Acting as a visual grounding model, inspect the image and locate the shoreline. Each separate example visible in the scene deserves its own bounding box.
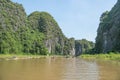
[0,54,64,61]
[80,53,120,61]
[80,53,120,65]
[1,53,120,62]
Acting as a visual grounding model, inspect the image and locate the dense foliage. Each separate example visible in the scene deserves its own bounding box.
[28,11,66,55]
[0,1,48,55]
[75,39,95,54]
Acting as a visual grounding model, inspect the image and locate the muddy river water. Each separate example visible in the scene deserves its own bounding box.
[0,57,119,80]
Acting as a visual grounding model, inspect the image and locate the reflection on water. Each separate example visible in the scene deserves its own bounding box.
[98,61,120,80]
[62,58,99,80]
[0,57,119,80]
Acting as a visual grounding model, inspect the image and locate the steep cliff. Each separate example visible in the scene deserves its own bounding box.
[75,39,95,55]
[95,0,120,53]
[28,11,65,55]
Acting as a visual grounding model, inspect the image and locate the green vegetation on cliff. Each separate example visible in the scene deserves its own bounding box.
[0,1,48,55]
[28,11,65,55]
[95,0,120,53]
[0,0,27,54]
[75,39,95,54]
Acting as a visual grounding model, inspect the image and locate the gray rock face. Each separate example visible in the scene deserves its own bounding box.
[45,39,52,53]
[75,39,94,55]
[45,37,65,55]
[68,38,76,56]
[95,0,120,53]
[75,41,82,56]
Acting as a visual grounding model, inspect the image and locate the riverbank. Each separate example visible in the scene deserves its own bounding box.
[0,54,63,61]
[80,53,120,61]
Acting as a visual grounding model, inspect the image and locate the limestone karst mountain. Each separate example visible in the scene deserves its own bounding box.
[0,0,94,55]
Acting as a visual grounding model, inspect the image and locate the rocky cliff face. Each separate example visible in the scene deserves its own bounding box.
[75,39,95,55]
[95,0,120,53]
[0,0,94,56]
[28,11,65,55]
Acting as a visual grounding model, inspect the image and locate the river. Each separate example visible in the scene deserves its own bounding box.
[0,57,119,80]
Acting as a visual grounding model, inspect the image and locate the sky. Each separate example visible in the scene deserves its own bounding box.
[12,0,117,42]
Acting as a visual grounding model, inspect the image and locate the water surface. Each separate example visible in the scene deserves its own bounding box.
[0,57,119,80]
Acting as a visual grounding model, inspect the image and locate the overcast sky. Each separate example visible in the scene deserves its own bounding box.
[12,0,117,42]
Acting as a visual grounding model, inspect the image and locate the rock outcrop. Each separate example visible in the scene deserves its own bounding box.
[95,0,120,53]
[28,11,65,55]
[75,39,95,55]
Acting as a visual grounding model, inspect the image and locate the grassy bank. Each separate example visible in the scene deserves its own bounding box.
[0,54,63,60]
[80,52,120,61]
